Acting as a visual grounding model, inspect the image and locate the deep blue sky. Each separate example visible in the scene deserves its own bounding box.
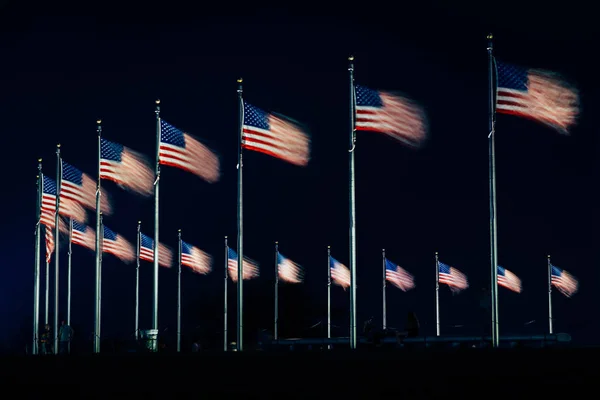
[1,1,598,351]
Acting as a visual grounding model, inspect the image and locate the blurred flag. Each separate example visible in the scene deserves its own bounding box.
[159,120,220,183]
[551,264,578,298]
[330,257,350,290]
[102,226,135,263]
[181,241,212,274]
[355,85,427,148]
[497,266,522,293]
[41,176,87,225]
[100,138,154,196]
[242,102,310,166]
[495,60,579,133]
[45,226,54,264]
[61,161,112,214]
[438,261,468,293]
[140,232,173,268]
[227,248,259,282]
[71,220,96,251]
[277,253,303,284]
[385,259,415,292]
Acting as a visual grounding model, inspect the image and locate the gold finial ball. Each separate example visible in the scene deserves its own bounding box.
[435,251,438,255]
[237,78,243,83]
[96,119,102,124]
[36,175,39,178]
[548,254,551,258]
[138,221,141,224]
[225,235,228,239]
[38,158,42,162]
[348,55,354,61]
[487,34,493,40]
[155,99,160,105]
[327,245,331,249]
[178,229,181,232]
[57,143,61,148]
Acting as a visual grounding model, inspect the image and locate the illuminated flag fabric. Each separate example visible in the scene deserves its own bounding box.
[385,259,415,292]
[100,138,154,196]
[140,232,173,268]
[277,253,303,284]
[242,102,310,167]
[330,257,350,290]
[41,176,87,225]
[71,220,96,250]
[159,120,220,183]
[497,266,522,293]
[438,261,468,293]
[45,226,54,264]
[61,161,111,214]
[227,248,259,282]
[354,85,427,148]
[495,60,579,133]
[551,265,579,298]
[102,226,135,263]
[181,241,212,274]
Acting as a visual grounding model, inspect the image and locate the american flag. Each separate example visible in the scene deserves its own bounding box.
[277,253,303,284]
[102,225,135,263]
[354,85,427,148]
[140,232,173,268]
[100,138,154,196]
[61,161,111,214]
[159,120,220,183]
[330,257,350,290]
[495,60,579,133]
[242,102,310,166]
[497,266,522,293]
[551,265,579,298]
[71,220,96,251]
[45,226,54,264]
[41,175,87,225]
[181,241,212,274]
[227,248,259,282]
[438,261,468,293]
[385,259,415,292]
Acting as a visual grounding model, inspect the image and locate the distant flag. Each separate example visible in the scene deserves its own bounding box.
[159,120,220,183]
[100,138,154,196]
[71,220,96,251]
[551,265,579,298]
[140,233,173,268]
[330,257,351,290]
[497,266,522,293]
[61,161,111,214]
[181,241,212,275]
[385,259,415,292]
[277,253,303,284]
[354,85,428,148]
[495,60,579,133]
[41,176,87,224]
[438,261,468,293]
[242,102,310,166]
[227,248,259,282]
[102,226,135,263]
[45,226,54,264]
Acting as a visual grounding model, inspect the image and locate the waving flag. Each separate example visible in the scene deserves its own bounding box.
[181,241,212,274]
[242,102,310,166]
[227,248,259,282]
[41,176,87,225]
[438,261,468,293]
[71,220,96,250]
[102,226,135,263]
[140,233,173,268]
[385,259,415,292]
[496,60,579,133]
[330,257,350,290]
[159,120,220,183]
[277,253,303,284]
[355,85,427,148]
[45,226,54,264]
[551,265,579,298]
[497,266,522,293]
[100,138,154,196]
[61,161,111,214]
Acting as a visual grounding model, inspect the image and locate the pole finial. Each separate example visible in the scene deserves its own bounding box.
[138,221,141,224]
[225,235,228,239]
[487,33,493,40]
[38,158,42,162]
[348,55,354,61]
[96,119,102,125]
[237,78,243,83]
[56,143,61,148]
[327,245,330,249]
[275,241,278,245]
[36,175,39,178]
[178,229,181,232]
[548,254,551,258]
[155,99,160,105]
[435,251,438,255]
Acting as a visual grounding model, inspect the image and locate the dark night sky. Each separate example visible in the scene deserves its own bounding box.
[1,1,598,351]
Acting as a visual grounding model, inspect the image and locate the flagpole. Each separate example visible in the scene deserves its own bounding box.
[153,100,161,347]
[45,257,49,326]
[327,245,331,348]
[54,144,61,354]
[67,217,72,354]
[487,33,500,348]
[348,55,357,350]
[94,119,102,354]
[177,229,182,352]
[382,249,386,331]
[548,254,553,334]
[236,78,244,352]
[274,241,279,341]
[435,252,440,336]
[33,160,42,354]
[135,221,141,342]
[224,236,228,352]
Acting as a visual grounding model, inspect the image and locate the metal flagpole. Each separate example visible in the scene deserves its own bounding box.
[177,229,182,352]
[236,78,244,352]
[54,144,61,354]
[224,236,228,351]
[33,160,42,354]
[153,100,161,346]
[135,221,141,342]
[548,255,553,334]
[487,34,500,348]
[45,257,49,325]
[382,249,386,331]
[67,217,72,354]
[94,119,102,354]
[274,241,279,341]
[348,56,357,350]
[327,245,331,348]
[435,252,440,336]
